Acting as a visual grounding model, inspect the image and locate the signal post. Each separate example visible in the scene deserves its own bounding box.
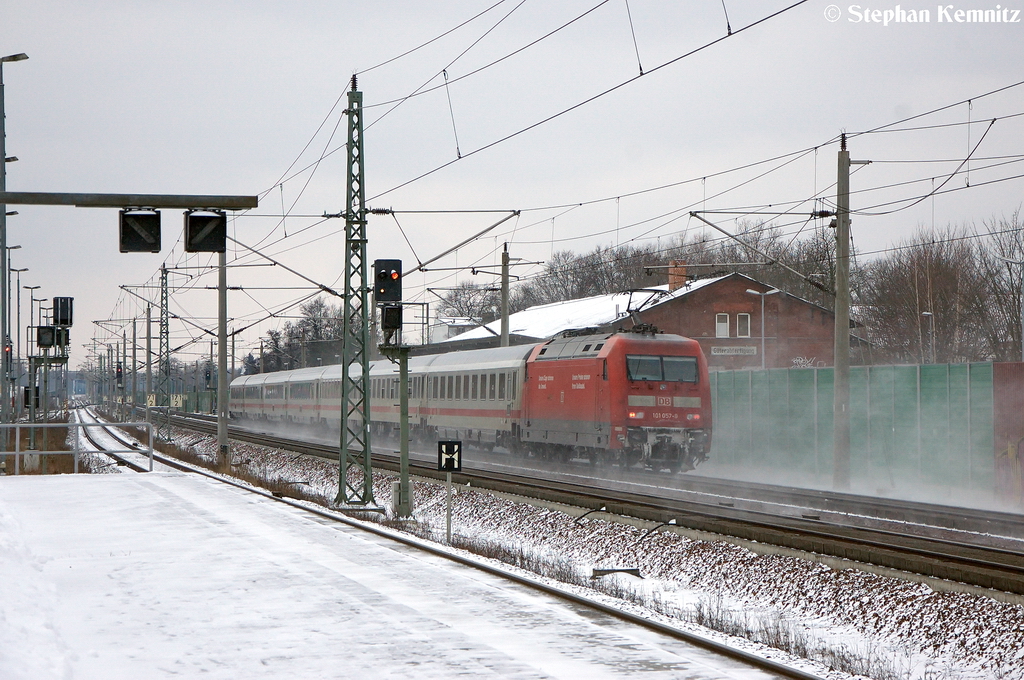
[375,259,412,517]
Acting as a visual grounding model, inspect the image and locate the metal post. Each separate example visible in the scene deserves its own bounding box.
[398,345,410,516]
[760,293,766,370]
[336,76,375,507]
[41,348,48,457]
[501,244,510,347]
[159,264,170,438]
[446,471,453,543]
[217,250,229,469]
[145,305,152,424]
[121,334,127,421]
[0,55,27,433]
[73,421,79,473]
[14,268,21,416]
[833,135,852,490]
[131,319,137,419]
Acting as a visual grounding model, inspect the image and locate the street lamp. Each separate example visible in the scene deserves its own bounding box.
[24,286,40,356]
[11,267,26,405]
[1,52,29,426]
[921,311,935,364]
[746,288,781,370]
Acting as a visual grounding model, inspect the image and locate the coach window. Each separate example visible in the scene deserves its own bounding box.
[511,371,517,400]
[489,373,497,400]
[441,376,447,399]
[447,375,454,400]
[455,375,462,400]
[431,376,437,399]
[498,373,506,400]
[737,313,751,338]
[463,375,470,401]
[715,313,730,338]
[472,374,479,400]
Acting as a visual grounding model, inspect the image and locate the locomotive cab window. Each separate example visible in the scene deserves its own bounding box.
[626,355,699,383]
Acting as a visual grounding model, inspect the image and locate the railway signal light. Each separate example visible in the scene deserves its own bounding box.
[56,328,70,347]
[184,210,227,253]
[36,326,56,349]
[53,297,74,326]
[116,362,123,387]
[381,304,402,332]
[374,259,402,302]
[119,210,162,253]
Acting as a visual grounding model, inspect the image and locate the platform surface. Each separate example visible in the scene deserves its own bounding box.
[0,472,783,679]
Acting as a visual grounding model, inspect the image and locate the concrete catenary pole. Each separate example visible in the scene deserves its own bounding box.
[500,243,510,347]
[833,133,853,491]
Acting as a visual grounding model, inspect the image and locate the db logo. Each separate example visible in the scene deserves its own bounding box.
[657,396,671,406]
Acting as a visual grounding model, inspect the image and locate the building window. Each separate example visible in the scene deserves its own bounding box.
[716,313,729,338]
[737,313,751,338]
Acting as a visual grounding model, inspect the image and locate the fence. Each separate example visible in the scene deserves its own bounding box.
[0,421,154,475]
[707,363,1016,501]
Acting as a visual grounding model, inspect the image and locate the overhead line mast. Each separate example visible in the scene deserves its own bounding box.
[336,76,376,507]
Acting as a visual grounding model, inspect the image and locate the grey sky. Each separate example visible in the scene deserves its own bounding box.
[3,1,1022,367]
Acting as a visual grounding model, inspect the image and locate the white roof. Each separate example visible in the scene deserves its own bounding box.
[448,276,727,342]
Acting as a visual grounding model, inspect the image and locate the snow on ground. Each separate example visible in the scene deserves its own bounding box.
[105,427,1024,678]
[1,471,805,680]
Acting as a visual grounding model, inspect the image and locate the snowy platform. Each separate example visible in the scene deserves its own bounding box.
[0,472,784,679]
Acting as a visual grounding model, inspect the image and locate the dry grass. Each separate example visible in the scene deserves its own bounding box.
[1,416,80,475]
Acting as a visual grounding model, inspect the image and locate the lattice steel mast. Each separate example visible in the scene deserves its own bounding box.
[336,76,375,506]
[158,263,171,439]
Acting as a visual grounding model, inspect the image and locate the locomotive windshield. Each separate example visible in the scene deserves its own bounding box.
[626,355,698,383]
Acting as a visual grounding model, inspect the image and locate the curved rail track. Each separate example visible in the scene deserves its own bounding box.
[86,406,828,680]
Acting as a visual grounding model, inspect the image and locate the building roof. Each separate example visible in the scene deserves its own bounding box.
[447,275,728,342]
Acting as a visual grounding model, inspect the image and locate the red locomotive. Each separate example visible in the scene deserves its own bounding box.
[231,326,713,472]
[518,326,712,471]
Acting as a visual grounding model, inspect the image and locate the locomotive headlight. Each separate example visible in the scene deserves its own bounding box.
[687,413,701,421]
[628,411,644,419]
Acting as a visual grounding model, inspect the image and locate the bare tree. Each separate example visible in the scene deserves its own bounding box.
[438,281,500,322]
[857,226,993,363]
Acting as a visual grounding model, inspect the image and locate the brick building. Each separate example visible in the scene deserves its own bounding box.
[632,272,844,370]
[437,272,862,370]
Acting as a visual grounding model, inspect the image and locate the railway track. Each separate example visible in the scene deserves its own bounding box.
[73,408,160,473]
[147,409,1024,598]
[86,406,828,680]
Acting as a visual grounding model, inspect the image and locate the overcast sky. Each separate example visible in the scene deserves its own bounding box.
[3,1,1022,368]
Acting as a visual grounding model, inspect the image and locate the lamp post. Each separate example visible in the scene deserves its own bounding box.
[1,52,29,428]
[6,245,20,353]
[11,267,26,413]
[746,288,780,370]
[921,311,935,364]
